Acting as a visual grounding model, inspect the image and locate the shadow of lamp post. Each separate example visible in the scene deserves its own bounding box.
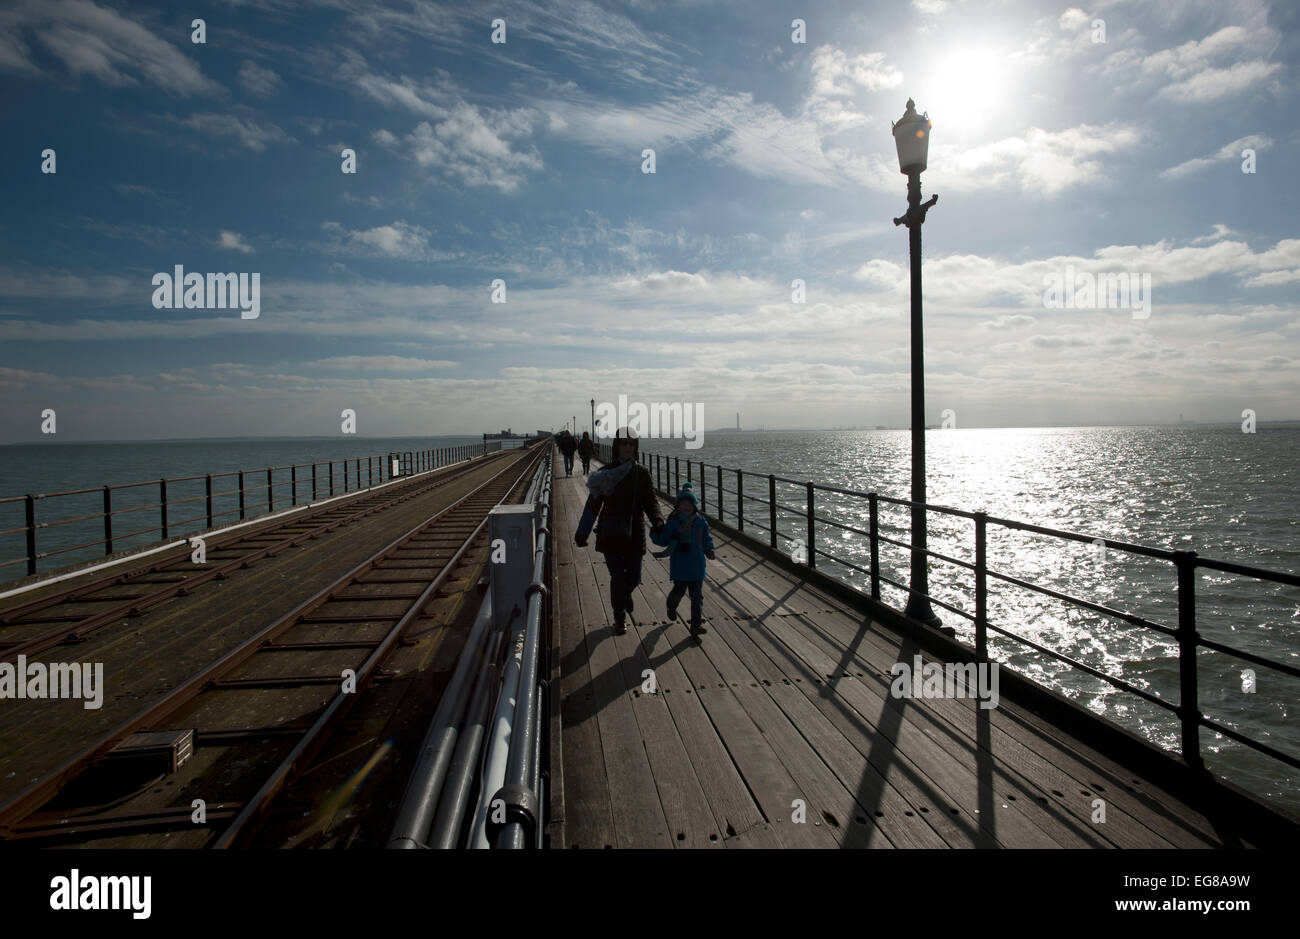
[892,98,943,630]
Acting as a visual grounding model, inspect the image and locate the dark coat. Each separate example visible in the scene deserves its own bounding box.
[557,432,577,456]
[584,463,663,555]
[577,436,595,458]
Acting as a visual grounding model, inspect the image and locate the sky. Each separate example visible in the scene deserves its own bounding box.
[0,0,1297,442]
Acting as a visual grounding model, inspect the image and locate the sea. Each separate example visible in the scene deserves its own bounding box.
[637,425,1298,815]
[1,425,1296,814]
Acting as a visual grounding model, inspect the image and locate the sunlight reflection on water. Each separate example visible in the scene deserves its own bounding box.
[642,425,1299,812]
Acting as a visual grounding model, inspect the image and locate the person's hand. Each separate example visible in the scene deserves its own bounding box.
[706,550,717,560]
[575,534,588,547]
[651,521,665,536]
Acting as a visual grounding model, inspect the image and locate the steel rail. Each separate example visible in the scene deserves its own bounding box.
[0,446,542,841]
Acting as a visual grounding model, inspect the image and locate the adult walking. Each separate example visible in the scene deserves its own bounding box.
[574,428,663,634]
[557,428,578,476]
[577,430,594,475]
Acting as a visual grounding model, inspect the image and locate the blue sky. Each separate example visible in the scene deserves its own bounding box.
[0,0,1297,441]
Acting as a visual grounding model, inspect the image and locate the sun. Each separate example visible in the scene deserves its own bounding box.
[918,47,1012,140]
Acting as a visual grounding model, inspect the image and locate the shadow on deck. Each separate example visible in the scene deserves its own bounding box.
[548,462,1264,849]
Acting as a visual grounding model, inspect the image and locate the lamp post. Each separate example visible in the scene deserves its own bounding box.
[590,398,596,437]
[892,98,942,629]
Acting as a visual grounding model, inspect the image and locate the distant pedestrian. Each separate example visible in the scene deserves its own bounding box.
[574,428,663,634]
[651,482,716,638]
[577,431,594,474]
[557,429,578,476]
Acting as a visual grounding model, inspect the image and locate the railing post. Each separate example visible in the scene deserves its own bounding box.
[701,462,707,513]
[736,469,744,532]
[239,471,246,520]
[1175,551,1202,769]
[974,512,987,659]
[717,464,723,522]
[267,468,274,511]
[25,494,36,576]
[329,461,335,497]
[312,463,318,502]
[103,486,113,556]
[291,465,297,506]
[674,456,680,494]
[160,478,169,538]
[769,475,777,548]
[868,493,880,600]
[805,482,815,568]
[206,475,213,527]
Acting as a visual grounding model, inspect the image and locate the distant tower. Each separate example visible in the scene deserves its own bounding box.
[736,412,740,431]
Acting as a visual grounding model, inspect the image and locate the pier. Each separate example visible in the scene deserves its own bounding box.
[0,438,1294,849]
[549,451,1295,848]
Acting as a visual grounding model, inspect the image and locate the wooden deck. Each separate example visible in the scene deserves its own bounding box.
[549,461,1257,849]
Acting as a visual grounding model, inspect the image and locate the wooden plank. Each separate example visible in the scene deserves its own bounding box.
[625,558,767,840]
[747,609,1083,847]
[553,480,617,849]
[737,554,1231,843]
[723,821,784,849]
[573,521,730,847]
[709,612,985,848]
[780,609,1194,848]
[569,539,673,848]
[611,635,723,848]
[734,549,1227,847]
[667,602,891,848]
[633,528,845,847]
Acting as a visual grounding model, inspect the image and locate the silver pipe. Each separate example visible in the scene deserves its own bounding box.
[494,472,551,848]
[428,629,504,848]
[385,590,493,848]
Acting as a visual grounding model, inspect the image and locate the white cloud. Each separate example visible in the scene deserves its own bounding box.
[307,356,459,371]
[1,0,221,95]
[1158,59,1282,102]
[1161,134,1271,179]
[840,123,1141,196]
[217,231,254,254]
[237,60,279,97]
[320,220,461,262]
[171,112,295,152]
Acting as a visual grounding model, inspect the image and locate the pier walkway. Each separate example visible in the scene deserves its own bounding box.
[549,460,1261,849]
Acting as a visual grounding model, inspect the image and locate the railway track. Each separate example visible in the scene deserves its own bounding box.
[0,443,545,846]
[0,448,518,664]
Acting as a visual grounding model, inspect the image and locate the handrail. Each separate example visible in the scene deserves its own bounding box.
[1,444,491,579]
[604,445,1300,778]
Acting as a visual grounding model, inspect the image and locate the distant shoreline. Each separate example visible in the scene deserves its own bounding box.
[2,421,1296,446]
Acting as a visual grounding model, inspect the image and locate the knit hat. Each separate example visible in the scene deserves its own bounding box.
[675,481,698,509]
[614,426,639,459]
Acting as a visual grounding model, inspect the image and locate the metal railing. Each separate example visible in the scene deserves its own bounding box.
[387,446,551,849]
[590,442,1299,777]
[1,442,500,578]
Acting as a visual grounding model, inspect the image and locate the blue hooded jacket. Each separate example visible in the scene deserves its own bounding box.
[651,488,715,582]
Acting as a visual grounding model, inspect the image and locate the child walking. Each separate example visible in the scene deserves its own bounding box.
[651,482,716,638]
